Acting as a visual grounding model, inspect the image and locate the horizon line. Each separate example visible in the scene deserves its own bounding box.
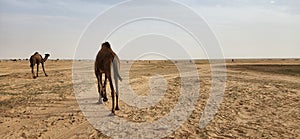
[1,57,300,61]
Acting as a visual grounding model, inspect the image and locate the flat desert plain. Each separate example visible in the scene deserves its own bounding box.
[0,59,299,138]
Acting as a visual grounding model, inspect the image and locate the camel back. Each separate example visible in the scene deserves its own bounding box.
[95,44,122,81]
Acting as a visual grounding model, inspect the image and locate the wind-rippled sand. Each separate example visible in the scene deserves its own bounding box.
[0,59,299,138]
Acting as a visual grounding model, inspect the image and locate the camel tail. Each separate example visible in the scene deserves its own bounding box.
[117,71,122,81]
[113,56,122,81]
[113,63,122,81]
[29,57,34,68]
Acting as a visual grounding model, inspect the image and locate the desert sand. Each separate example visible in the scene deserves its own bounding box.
[0,59,299,138]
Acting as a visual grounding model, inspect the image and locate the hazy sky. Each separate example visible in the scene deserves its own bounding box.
[0,0,299,59]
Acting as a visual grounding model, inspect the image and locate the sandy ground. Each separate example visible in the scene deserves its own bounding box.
[0,59,299,138]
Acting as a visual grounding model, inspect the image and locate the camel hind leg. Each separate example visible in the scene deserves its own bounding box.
[36,63,39,77]
[114,75,120,110]
[108,75,115,114]
[31,65,36,79]
[113,57,121,110]
[96,73,103,103]
[41,63,48,77]
[102,74,108,102]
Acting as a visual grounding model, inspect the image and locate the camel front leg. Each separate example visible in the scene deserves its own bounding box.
[41,63,48,76]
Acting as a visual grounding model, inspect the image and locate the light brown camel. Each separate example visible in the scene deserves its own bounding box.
[30,52,50,79]
[95,42,122,114]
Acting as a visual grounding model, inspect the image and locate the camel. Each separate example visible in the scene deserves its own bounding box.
[95,42,122,114]
[30,52,50,79]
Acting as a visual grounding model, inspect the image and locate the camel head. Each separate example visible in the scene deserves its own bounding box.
[43,54,50,62]
[102,42,111,49]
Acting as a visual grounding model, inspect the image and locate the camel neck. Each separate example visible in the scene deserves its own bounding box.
[43,56,49,62]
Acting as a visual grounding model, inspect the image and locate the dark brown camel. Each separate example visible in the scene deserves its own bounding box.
[30,52,50,79]
[95,42,122,114]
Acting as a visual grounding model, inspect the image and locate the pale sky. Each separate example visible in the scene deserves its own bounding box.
[0,0,299,59]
